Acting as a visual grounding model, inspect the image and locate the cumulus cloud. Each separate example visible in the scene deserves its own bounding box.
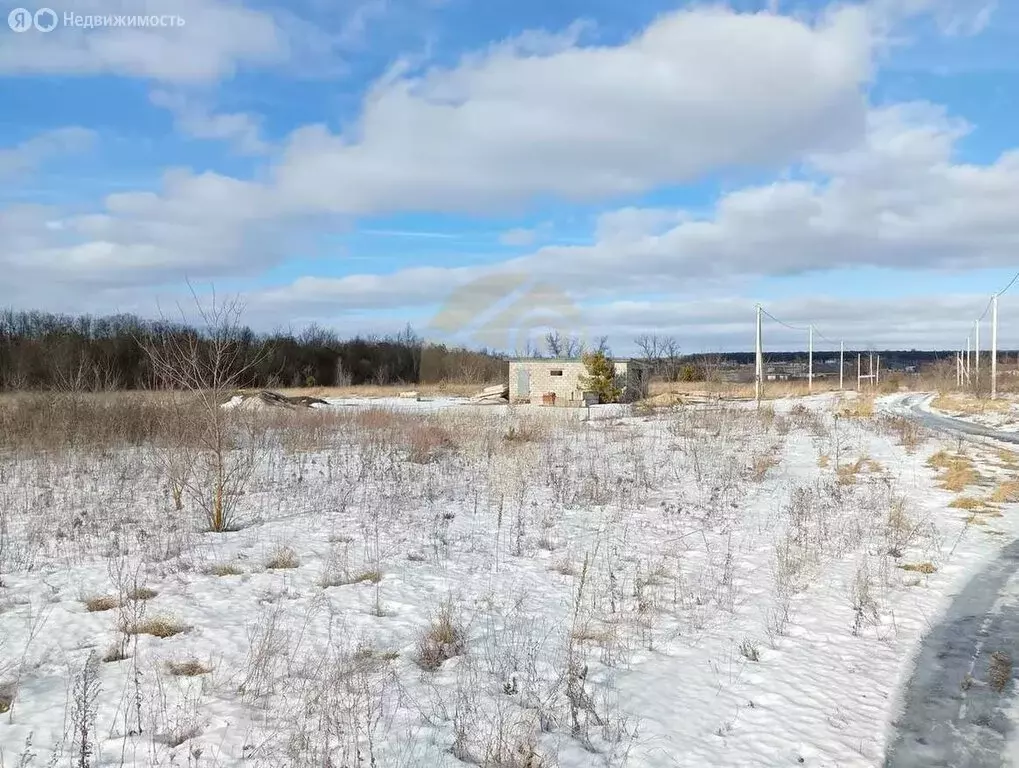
[0,2,1015,351]
[0,128,96,179]
[150,90,268,154]
[273,5,874,214]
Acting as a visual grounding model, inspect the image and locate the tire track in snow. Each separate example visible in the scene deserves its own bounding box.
[883,394,1019,768]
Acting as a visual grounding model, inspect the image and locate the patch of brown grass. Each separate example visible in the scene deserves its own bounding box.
[818,454,831,468]
[928,451,981,491]
[127,586,158,601]
[123,616,189,638]
[932,394,1011,416]
[417,602,467,671]
[838,396,875,419]
[83,595,119,612]
[991,481,1019,503]
[204,563,244,577]
[990,651,1013,693]
[899,561,937,575]
[949,496,994,511]
[406,422,456,463]
[167,659,212,677]
[751,452,780,481]
[265,545,300,570]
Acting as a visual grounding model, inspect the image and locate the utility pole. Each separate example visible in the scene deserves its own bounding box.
[975,319,980,387]
[808,325,813,393]
[876,355,881,386]
[956,350,962,388]
[869,351,874,391]
[966,336,971,386]
[839,340,844,391]
[755,304,763,405]
[857,353,862,391]
[992,293,999,400]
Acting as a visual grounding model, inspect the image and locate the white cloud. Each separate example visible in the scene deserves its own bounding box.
[0,128,95,179]
[0,0,288,83]
[212,102,1019,321]
[1,2,1016,351]
[150,90,268,154]
[272,4,875,214]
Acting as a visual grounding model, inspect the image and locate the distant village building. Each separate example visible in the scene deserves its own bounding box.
[507,358,650,406]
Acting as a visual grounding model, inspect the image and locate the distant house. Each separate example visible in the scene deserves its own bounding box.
[507,358,650,406]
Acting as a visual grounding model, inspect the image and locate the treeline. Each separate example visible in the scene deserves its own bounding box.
[0,310,506,391]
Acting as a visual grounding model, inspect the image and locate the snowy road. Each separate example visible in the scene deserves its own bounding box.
[886,393,1019,446]
[883,393,1019,768]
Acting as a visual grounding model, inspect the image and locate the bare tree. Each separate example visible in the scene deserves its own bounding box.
[634,334,681,380]
[544,331,565,358]
[144,285,266,531]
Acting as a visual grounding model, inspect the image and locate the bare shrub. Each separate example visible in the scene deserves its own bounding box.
[738,638,760,662]
[418,602,467,670]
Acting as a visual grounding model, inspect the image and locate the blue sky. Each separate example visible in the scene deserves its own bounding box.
[0,0,1017,354]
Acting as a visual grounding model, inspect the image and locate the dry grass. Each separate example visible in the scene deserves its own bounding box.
[83,594,120,612]
[837,396,875,419]
[991,481,1019,503]
[203,563,244,577]
[0,685,13,714]
[322,569,383,588]
[837,457,876,485]
[990,651,1013,692]
[751,452,780,481]
[927,451,981,492]
[899,562,937,575]
[127,586,158,601]
[167,659,212,677]
[880,415,924,453]
[406,423,456,464]
[123,616,189,638]
[417,602,467,671]
[0,391,200,453]
[266,545,300,570]
[818,454,830,468]
[932,393,1012,416]
[948,496,993,510]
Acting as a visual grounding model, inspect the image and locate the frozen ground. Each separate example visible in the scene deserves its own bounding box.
[1,393,1017,766]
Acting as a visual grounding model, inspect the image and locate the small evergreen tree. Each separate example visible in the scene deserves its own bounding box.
[580,350,621,403]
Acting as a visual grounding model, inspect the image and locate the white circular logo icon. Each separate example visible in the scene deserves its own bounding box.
[8,7,33,32]
[34,7,57,31]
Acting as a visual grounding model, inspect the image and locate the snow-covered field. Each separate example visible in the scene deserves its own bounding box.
[0,393,1016,766]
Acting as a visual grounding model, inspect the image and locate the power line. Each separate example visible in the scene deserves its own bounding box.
[998,269,1019,298]
[759,308,809,332]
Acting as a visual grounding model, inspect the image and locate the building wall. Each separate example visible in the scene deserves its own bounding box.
[508,360,650,405]
[508,361,587,404]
